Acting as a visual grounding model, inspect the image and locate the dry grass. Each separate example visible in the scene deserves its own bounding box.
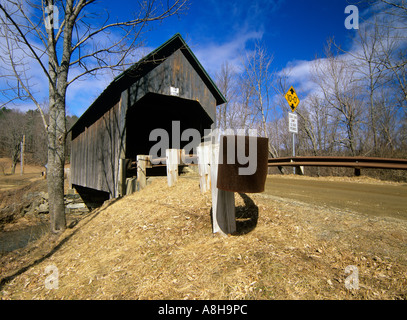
[1,176,406,300]
[0,158,44,192]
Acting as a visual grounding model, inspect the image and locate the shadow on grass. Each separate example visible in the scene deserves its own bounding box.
[210,192,259,236]
[234,193,259,235]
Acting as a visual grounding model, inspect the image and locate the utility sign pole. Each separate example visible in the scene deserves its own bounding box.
[288,112,298,134]
[285,86,300,174]
[288,113,298,174]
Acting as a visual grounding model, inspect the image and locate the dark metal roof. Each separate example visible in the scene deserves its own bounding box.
[70,33,226,133]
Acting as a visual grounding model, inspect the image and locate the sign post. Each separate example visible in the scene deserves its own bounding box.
[285,86,300,174]
[288,112,298,135]
[288,112,298,174]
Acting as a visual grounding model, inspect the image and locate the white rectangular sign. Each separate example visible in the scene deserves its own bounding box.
[170,86,179,96]
[289,112,298,134]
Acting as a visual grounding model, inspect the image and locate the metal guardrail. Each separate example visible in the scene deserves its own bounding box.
[142,154,407,172]
[267,156,407,171]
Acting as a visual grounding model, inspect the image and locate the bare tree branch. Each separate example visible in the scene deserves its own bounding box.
[0,2,54,88]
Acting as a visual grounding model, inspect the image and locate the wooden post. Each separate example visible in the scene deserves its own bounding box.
[197,143,211,193]
[66,168,72,189]
[118,158,128,196]
[179,149,186,165]
[137,155,148,190]
[210,142,236,235]
[166,149,179,187]
[126,177,138,195]
[20,134,25,175]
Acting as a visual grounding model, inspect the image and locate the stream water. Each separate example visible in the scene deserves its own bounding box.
[0,223,49,253]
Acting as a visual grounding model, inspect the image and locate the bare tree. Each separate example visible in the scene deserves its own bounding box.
[376,28,407,109]
[295,94,326,156]
[312,40,363,156]
[241,42,281,156]
[336,11,405,154]
[353,21,384,154]
[0,0,187,233]
[0,109,25,173]
[378,0,407,18]
[233,73,256,130]
[215,61,237,130]
[367,0,407,107]
[243,42,272,136]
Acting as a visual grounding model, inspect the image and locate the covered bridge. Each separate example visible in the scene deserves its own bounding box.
[69,33,226,206]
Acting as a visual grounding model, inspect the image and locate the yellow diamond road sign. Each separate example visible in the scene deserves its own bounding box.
[285,86,300,112]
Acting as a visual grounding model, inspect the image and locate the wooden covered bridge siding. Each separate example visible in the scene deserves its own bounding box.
[70,34,225,201]
[128,48,217,121]
[70,97,126,198]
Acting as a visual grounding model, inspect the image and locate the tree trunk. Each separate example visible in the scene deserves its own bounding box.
[47,94,67,234]
[10,143,20,174]
[45,0,72,234]
[10,162,16,175]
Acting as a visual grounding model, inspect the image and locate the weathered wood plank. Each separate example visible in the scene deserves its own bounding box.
[129,49,217,123]
[71,99,127,198]
[137,155,148,190]
[126,177,138,195]
[118,158,128,196]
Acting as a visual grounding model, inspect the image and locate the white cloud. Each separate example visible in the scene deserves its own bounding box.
[276,59,325,108]
[193,29,264,76]
[276,1,407,108]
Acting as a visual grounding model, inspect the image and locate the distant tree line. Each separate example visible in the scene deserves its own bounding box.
[0,107,77,174]
[215,0,407,168]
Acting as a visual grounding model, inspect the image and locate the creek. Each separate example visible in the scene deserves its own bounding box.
[0,223,49,253]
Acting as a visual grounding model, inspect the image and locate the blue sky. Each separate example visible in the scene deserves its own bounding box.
[65,0,371,117]
[105,0,363,71]
[1,0,372,117]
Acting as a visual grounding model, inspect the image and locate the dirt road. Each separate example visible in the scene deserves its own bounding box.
[264,175,407,221]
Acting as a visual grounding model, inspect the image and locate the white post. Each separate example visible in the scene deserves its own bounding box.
[197,143,211,193]
[210,141,236,235]
[166,149,179,187]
